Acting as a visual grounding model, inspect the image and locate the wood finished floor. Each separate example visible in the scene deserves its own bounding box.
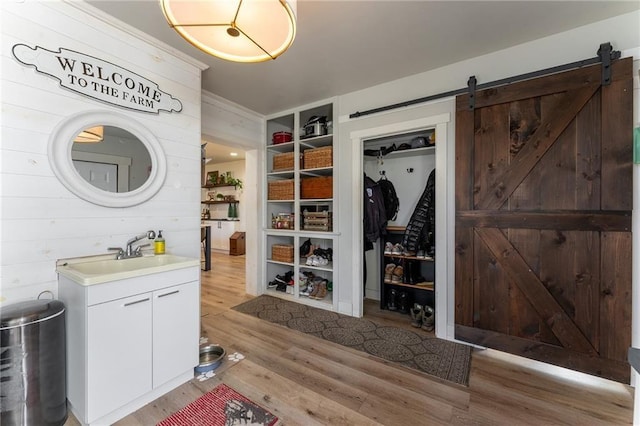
[69,252,634,425]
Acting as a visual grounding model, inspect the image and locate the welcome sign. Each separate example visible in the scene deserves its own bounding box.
[12,44,183,114]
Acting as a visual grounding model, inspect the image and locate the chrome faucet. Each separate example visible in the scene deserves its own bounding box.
[109,230,156,259]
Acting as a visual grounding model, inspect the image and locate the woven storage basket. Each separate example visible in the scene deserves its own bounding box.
[273,152,295,171]
[301,176,333,199]
[272,244,294,263]
[268,179,294,200]
[303,146,333,169]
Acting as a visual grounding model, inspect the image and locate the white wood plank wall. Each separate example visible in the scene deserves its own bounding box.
[0,1,205,303]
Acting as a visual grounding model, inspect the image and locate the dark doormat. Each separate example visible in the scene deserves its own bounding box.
[232,295,472,386]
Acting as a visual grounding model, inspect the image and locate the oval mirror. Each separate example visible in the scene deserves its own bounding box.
[49,111,167,207]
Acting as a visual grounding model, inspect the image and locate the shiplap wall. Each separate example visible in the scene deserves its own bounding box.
[0,1,205,304]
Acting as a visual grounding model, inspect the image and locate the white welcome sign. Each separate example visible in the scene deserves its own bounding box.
[12,44,183,114]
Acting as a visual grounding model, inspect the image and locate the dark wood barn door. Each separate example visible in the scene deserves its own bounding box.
[454,58,633,383]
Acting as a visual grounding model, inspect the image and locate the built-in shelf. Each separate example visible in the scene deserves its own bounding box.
[264,100,336,313]
[202,200,239,205]
[386,281,434,291]
[202,184,238,189]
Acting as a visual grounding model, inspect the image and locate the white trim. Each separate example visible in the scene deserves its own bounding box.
[202,90,264,121]
[350,114,450,323]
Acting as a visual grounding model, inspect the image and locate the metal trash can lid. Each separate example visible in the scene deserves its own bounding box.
[1,299,65,330]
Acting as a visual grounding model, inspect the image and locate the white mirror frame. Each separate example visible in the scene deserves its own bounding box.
[48,110,167,208]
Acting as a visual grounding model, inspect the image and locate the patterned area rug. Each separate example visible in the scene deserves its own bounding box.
[233,295,472,386]
[157,383,277,426]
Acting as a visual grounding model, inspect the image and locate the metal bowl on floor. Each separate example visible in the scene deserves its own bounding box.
[195,344,225,373]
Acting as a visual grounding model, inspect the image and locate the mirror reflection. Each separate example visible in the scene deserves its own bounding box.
[71,125,152,193]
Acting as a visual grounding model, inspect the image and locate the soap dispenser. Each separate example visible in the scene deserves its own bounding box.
[154,230,165,255]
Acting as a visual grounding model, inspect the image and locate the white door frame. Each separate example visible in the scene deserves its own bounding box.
[350,113,452,339]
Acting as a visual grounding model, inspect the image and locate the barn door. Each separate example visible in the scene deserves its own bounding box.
[454,58,633,383]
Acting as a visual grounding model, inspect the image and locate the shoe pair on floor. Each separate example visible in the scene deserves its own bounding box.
[410,303,434,331]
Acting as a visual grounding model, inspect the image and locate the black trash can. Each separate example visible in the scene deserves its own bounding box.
[0,299,67,426]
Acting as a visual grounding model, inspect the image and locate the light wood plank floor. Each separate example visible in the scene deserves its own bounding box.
[70,252,634,425]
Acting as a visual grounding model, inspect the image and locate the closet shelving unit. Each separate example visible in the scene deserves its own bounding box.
[264,99,338,311]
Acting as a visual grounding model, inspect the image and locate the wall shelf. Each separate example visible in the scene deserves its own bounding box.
[202,200,239,205]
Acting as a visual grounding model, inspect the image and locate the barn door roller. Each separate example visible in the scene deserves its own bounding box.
[597,42,620,86]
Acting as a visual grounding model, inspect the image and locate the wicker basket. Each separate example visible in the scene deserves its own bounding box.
[272,244,294,263]
[301,176,333,199]
[303,146,333,169]
[268,179,294,200]
[273,152,295,171]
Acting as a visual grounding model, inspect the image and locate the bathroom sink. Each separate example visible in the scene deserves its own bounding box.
[56,255,200,285]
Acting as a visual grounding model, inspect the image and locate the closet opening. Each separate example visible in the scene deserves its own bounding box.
[350,112,451,338]
[362,128,436,331]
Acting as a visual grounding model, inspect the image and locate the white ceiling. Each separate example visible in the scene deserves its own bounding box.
[202,141,246,164]
[87,1,638,116]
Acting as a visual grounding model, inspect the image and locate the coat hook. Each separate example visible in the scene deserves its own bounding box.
[379,170,386,176]
[407,168,414,173]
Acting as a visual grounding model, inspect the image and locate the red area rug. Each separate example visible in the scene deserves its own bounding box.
[157,384,278,426]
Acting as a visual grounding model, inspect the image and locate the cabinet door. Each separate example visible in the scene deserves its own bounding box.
[152,281,200,387]
[219,221,236,251]
[211,221,236,251]
[87,294,152,422]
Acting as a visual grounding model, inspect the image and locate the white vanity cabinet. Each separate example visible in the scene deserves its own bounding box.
[58,264,200,426]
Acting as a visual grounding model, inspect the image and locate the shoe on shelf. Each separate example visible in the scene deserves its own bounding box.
[300,238,312,257]
[384,242,394,255]
[421,305,435,332]
[410,304,423,328]
[402,248,416,257]
[310,280,328,300]
[391,243,404,256]
[384,263,396,284]
[397,291,409,313]
[301,283,314,297]
[416,250,425,259]
[308,282,321,298]
[267,280,278,289]
[391,265,403,284]
[387,288,398,311]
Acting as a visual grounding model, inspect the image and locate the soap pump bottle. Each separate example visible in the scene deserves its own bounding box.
[154,230,165,255]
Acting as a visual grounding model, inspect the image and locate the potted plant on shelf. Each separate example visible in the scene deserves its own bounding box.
[227,177,243,190]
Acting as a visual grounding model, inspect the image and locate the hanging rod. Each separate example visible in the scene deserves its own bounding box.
[349,42,620,119]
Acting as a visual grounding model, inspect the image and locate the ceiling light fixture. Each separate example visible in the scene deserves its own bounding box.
[230,152,238,157]
[160,0,297,63]
[74,126,104,143]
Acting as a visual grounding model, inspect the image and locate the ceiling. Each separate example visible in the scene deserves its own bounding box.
[87,1,638,117]
[202,142,246,164]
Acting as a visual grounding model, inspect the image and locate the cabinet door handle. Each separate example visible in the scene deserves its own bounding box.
[124,298,150,307]
[157,290,180,298]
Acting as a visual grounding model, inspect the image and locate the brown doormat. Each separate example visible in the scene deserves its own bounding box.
[233,295,472,386]
[157,383,277,426]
